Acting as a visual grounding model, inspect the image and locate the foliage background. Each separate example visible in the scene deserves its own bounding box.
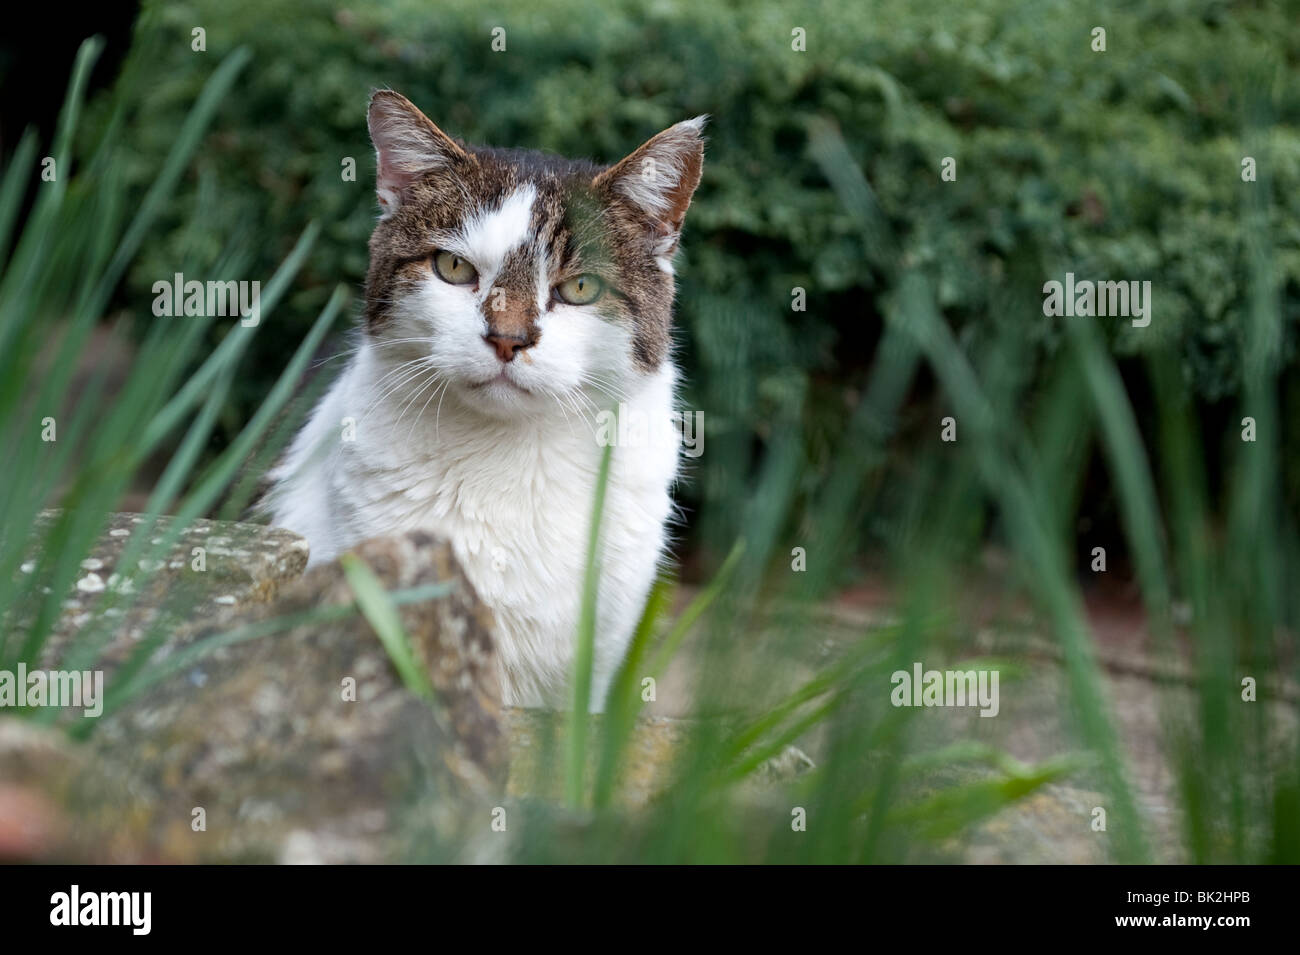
[79,0,1300,573]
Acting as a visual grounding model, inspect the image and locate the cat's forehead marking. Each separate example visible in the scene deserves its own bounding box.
[455,183,538,278]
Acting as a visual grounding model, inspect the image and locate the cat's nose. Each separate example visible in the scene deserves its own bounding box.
[483,290,539,361]
[484,332,529,363]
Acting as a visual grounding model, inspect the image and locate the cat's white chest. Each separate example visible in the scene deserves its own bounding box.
[269,347,679,708]
[407,432,671,706]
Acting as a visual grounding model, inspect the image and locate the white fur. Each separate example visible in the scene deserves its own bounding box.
[268,185,681,710]
[451,184,536,291]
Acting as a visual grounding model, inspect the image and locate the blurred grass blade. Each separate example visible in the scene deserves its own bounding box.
[342,553,435,699]
[566,437,614,807]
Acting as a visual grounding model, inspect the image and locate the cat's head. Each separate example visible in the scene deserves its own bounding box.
[362,90,705,418]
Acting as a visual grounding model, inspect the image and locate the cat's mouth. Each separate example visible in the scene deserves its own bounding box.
[470,369,532,394]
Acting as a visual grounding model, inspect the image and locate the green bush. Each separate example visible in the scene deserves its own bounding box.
[93,0,1300,556]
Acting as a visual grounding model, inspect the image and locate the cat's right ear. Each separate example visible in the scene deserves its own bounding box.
[367,90,471,219]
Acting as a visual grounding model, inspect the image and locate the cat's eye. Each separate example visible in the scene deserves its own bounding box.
[554,274,604,306]
[433,250,478,285]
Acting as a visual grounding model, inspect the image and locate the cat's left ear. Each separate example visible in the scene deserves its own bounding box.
[368,90,472,219]
[594,116,706,251]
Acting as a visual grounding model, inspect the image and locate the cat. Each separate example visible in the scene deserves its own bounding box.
[266,91,705,710]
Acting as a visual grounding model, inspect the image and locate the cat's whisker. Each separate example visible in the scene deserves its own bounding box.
[537,381,572,429]
[405,372,452,445]
[568,394,601,440]
[371,352,438,384]
[432,377,452,444]
[362,362,434,413]
[577,383,629,412]
[575,370,630,400]
[392,369,446,435]
[367,354,433,388]
[545,386,598,440]
[559,392,579,428]
[312,353,354,369]
[328,338,438,378]
[361,360,440,424]
[568,388,604,431]
[389,380,439,439]
[580,400,607,440]
[367,336,438,347]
